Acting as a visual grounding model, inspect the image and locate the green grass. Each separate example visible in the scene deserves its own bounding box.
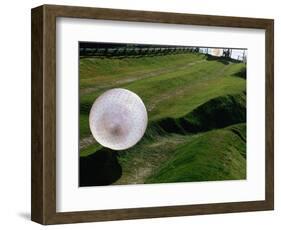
[145,123,246,183]
[80,144,103,157]
[80,53,246,139]
[146,92,245,136]
[79,52,247,185]
[114,92,246,184]
[80,53,205,88]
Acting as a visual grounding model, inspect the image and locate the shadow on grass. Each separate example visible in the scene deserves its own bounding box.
[233,67,246,79]
[206,54,243,65]
[79,148,122,186]
[151,93,246,135]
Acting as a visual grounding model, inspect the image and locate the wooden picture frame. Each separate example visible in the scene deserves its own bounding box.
[31,4,274,225]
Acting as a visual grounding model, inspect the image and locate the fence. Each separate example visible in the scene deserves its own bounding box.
[80,45,246,63]
[80,46,200,57]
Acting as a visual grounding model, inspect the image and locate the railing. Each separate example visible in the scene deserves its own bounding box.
[80,46,200,57]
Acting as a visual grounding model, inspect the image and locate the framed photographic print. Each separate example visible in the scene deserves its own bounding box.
[31,4,274,225]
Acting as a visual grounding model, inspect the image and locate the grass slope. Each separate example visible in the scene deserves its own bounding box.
[115,92,246,184]
[153,92,246,134]
[80,53,246,140]
[145,123,246,183]
[79,52,247,185]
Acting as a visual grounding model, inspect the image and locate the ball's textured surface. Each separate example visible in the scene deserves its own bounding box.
[89,88,148,150]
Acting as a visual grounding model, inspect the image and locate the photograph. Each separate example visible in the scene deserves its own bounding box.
[29,3,274,224]
[79,42,247,187]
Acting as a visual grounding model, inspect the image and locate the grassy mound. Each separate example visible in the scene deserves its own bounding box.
[153,92,246,134]
[146,123,246,183]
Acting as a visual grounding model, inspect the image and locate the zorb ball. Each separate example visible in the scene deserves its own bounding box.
[89,88,148,150]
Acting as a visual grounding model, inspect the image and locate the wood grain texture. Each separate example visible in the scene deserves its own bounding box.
[265,20,274,209]
[31,4,274,225]
[31,6,44,224]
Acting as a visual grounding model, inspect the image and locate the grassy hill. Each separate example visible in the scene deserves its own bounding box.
[146,123,246,183]
[79,52,246,185]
